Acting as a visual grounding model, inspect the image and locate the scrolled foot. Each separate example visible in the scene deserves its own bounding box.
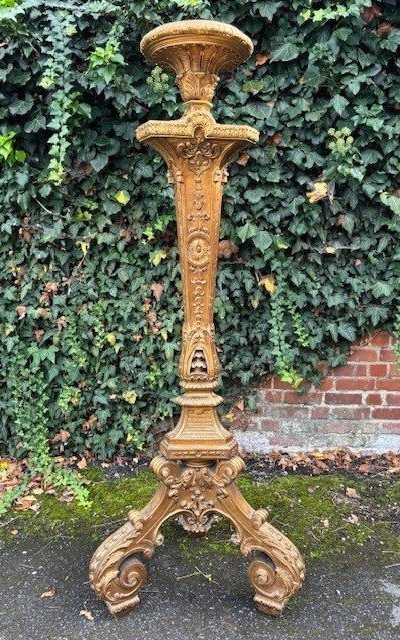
[244,519,305,615]
[89,484,174,614]
[221,489,305,616]
[106,556,147,615]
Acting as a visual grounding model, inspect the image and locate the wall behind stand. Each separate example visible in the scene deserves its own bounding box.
[232,333,400,453]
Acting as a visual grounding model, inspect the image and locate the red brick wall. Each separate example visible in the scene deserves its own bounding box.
[231,332,400,453]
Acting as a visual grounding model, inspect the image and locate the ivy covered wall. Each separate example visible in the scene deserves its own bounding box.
[1,0,399,459]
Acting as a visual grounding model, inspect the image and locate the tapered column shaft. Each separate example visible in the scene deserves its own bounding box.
[138,108,256,461]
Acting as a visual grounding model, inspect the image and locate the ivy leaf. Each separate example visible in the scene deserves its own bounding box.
[338,323,357,341]
[259,275,275,293]
[114,122,136,139]
[14,150,26,163]
[122,390,137,404]
[365,306,388,326]
[342,214,355,235]
[41,221,63,243]
[256,1,282,20]
[302,65,324,88]
[244,187,264,204]
[90,154,109,172]
[244,102,273,120]
[151,250,167,266]
[306,182,328,203]
[331,94,349,116]
[270,42,300,62]
[9,96,34,115]
[371,282,392,298]
[237,223,258,242]
[114,190,130,205]
[380,192,400,215]
[252,231,273,253]
[25,115,46,133]
[78,241,89,256]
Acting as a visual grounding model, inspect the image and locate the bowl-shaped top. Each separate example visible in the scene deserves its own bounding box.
[140,20,253,74]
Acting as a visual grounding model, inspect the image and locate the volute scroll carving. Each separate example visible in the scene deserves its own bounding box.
[90,18,304,618]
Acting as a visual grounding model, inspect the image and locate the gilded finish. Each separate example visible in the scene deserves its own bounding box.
[90,19,305,617]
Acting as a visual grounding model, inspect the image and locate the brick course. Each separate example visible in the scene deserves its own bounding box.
[231,332,400,453]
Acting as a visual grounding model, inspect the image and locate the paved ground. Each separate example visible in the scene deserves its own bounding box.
[0,528,398,640]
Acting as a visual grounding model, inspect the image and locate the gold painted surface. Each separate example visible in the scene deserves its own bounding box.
[90,19,304,617]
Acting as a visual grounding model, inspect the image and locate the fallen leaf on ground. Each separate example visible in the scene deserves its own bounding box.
[15,494,39,511]
[41,588,56,598]
[358,463,373,474]
[235,399,245,412]
[346,487,361,499]
[80,609,94,621]
[244,448,400,478]
[347,513,359,524]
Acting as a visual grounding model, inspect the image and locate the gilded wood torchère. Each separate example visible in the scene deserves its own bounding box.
[89,19,305,617]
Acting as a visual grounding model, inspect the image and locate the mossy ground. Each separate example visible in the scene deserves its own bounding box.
[1,467,399,565]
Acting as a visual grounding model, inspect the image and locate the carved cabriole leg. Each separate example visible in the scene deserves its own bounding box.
[214,483,305,616]
[89,483,176,615]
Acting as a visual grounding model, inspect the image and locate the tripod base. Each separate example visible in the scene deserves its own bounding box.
[89,455,305,616]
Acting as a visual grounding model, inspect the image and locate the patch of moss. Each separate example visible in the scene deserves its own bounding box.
[1,469,398,565]
[238,474,399,560]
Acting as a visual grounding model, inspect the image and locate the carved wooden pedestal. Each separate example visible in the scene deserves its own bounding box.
[90,19,305,617]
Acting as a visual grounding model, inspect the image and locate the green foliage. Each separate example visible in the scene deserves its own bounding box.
[301,0,370,23]
[268,268,310,388]
[0,0,399,458]
[325,127,365,181]
[0,130,26,165]
[0,347,90,514]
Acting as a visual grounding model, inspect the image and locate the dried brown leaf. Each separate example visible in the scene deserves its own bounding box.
[76,457,87,470]
[235,399,245,412]
[255,51,271,66]
[236,152,249,166]
[80,609,94,621]
[150,282,164,301]
[346,487,361,500]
